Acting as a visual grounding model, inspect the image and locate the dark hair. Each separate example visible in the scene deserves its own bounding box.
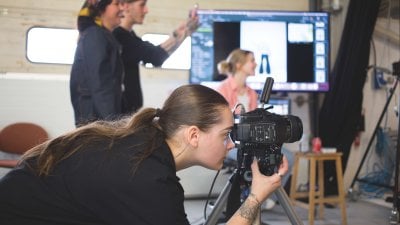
[77,0,113,32]
[22,84,229,176]
[90,0,112,16]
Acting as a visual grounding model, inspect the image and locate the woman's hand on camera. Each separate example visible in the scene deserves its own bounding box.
[277,155,289,178]
[250,155,289,203]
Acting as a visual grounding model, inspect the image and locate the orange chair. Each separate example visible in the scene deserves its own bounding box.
[0,122,48,168]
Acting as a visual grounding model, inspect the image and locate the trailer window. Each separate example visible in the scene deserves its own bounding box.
[26,27,78,64]
[142,33,191,70]
[26,28,191,69]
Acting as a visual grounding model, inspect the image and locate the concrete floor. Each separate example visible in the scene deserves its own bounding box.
[184,194,397,225]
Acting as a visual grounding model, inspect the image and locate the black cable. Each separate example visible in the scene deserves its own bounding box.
[203,169,220,220]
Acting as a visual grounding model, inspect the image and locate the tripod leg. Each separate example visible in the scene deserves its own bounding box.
[204,173,233,225]
[204,171,264,225]
[204,174,304,225]
[274,187,304,225]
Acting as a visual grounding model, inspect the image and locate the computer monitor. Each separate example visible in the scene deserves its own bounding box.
[190,9,330,92]
[266,97,291,115]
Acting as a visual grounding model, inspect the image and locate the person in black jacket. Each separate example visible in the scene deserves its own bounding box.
[70,0,125,126]
[0,84,288,225]
[113,0,199,114]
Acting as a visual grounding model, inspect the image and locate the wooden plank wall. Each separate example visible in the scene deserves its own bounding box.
[0,0,308,74]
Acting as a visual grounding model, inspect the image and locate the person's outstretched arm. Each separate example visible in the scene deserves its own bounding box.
[160,8,199,55]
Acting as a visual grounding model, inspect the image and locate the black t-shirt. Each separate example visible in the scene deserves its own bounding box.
[0,134,189,225]
[113,27,169,114]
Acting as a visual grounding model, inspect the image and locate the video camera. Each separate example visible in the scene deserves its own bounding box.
[230,77,303,184]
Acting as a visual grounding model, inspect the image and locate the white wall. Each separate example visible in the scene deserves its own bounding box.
[0,73,75,137]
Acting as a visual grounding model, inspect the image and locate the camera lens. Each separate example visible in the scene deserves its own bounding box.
[285,115,303,143]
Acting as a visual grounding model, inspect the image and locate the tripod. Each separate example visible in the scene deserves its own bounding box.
[203,169,303,225]
[202,77,304,225]
[348,62,400,224]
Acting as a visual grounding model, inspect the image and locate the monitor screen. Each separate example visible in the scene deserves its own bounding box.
[266,97,291,115]
[190,10,330,92]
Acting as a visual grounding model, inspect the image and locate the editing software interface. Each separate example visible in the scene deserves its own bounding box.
[191,10,330,92]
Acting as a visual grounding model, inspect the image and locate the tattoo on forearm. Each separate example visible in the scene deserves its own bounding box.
[238,198,259,221]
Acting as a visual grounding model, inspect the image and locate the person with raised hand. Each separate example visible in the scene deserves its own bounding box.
[113,0,199,114]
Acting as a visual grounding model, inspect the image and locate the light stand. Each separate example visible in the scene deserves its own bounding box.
[390,88,399,223]
[348,61,400,224]
[390,61,400,223]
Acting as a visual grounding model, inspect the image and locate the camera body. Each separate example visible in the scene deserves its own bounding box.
[231,107,303,183]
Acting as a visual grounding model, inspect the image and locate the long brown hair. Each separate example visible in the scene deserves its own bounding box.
[22,84,229,176]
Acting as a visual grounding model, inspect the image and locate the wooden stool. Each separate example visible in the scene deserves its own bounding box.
[289,152,347,225]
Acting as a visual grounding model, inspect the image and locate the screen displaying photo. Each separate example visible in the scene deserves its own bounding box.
[190,10,330,92]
